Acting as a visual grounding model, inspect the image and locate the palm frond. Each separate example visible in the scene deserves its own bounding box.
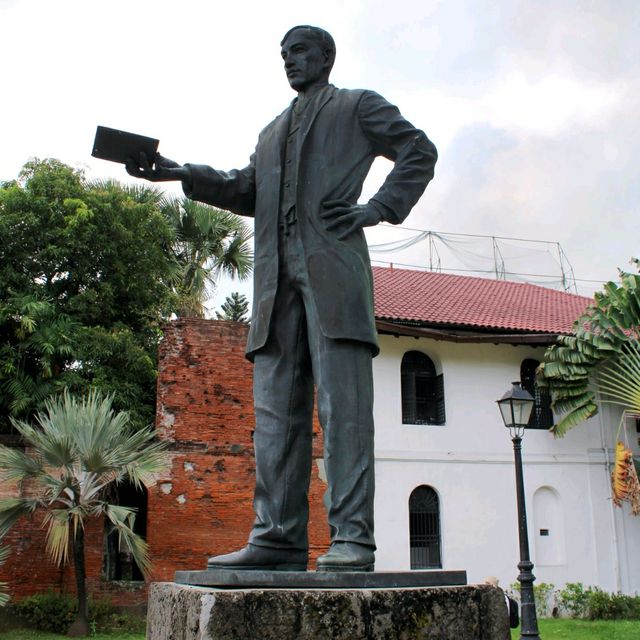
[597,341,640,413]
[0,498,40,538]
[104,504,151,576]
[43,509,71,566]
[0,444,43,482]
[0,545,11,607]
[551,402,599,437]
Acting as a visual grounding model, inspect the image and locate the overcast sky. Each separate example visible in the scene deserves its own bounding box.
[2,0,638,310]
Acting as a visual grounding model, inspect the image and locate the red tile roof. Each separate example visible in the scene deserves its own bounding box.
[373,266,592,335]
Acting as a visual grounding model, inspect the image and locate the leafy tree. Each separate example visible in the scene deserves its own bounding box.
[0,391,167,636]
[538,259,640,436]
[0,159,253,430]
[0,295,77,419]
[215,292,250,323]
[0,160,176,431]
[161,197,253,317]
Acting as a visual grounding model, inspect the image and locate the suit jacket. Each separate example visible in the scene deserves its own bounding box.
[184,85,437,359]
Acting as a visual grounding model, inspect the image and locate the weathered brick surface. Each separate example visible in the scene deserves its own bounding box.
[149,320,330,582]
[0,319,329,605]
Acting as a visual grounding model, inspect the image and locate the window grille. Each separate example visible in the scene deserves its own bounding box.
[520,358,553,430]
[401,351,445,425]
[409,485,442,569]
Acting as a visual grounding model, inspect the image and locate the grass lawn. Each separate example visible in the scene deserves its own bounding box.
[512,618,640,639]
[1,619,639,639]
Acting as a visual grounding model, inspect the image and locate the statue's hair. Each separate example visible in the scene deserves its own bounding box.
[281,25,336,66]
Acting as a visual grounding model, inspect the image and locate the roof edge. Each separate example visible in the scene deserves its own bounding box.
[375,319,560,345]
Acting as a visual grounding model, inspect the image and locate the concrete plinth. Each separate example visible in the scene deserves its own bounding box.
[147,581,509,639]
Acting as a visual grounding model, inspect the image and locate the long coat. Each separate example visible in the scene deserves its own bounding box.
[184,84,437,359]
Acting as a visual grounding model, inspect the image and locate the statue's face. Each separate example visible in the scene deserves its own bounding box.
[281,30,331,91]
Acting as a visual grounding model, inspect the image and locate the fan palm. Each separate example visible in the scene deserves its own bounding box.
[0,390,168,636]
[162,197,253,317]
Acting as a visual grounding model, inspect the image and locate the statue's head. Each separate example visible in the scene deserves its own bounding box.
[280,25,336,91]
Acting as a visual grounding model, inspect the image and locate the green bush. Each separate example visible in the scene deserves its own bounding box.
[508,581,555,617]
[12,591,76,634]
[11,590,125,634]
[587,588,640,621]
[556,582,594,618]
[556,583,640,620]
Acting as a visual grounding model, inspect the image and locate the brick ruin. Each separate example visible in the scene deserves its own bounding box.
[0,319,330,605]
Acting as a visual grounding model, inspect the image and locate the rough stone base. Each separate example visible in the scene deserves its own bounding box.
[147,582,509,639]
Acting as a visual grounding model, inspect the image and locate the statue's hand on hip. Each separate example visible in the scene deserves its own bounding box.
[125,152,190,182]
[321,200,382,240]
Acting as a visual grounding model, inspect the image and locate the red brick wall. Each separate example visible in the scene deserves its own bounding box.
[0,319,329,604]
[0,479,143,605]
[147,319,330,581]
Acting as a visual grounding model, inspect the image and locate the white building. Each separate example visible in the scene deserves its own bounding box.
[370,266,640,594]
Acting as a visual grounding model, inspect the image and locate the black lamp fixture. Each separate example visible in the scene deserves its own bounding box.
[496,381,541,639]
[497,380,535,435]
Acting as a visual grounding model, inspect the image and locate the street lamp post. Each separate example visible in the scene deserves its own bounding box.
[497,381,541,640]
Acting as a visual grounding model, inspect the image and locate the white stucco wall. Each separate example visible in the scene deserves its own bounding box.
[372,333,640,594]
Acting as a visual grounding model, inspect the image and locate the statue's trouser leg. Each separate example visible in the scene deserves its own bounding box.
[306,330,375,550]
[249,227,375,551]
[250,281,314,552]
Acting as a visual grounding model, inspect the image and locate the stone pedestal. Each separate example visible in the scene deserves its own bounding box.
[147,580,509,639]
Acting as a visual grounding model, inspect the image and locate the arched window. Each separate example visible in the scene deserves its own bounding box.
[401,351,445,425]
[521,359,553,430]
[409,485,442,569]
[103,482,148,581]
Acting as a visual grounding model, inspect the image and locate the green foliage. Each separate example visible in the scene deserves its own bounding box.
[0,389,166,636]
[509,581,555,617]
[10,590,139,635]
[0,390,167,570]
[161,197,253,318]
[0,544,10,607]
[511,618,640,639]
[0,159,254,431]
[539,259,640,436]
[0,160,176,431]
[538,582,640,621]
[215,292,250,323]
[586,588,640,621]
[12,591,77,634]
[556,582,594,618]
[534,582,556,618]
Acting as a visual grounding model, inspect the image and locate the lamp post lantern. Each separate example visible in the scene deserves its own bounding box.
[497,381,541,639]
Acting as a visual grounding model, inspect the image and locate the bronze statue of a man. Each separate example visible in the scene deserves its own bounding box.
[127,25,437,572]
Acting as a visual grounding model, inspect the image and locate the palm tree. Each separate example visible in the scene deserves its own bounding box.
[0,390,167,636]
[161,197,253,317]
[538,259,640,436]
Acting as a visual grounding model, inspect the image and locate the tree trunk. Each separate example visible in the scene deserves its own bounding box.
[67,527,90,637]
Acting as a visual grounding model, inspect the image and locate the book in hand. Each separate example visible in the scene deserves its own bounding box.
[91,126,159,165]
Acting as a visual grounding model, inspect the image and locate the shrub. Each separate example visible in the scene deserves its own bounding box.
[508,581,555,617]
[587,588,640,621]
[11,590,123,634]
[12,591,76,634]
[557,582,594,618]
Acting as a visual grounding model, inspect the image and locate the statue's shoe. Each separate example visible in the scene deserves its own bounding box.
[316,542,375,572]
[207,544,308,571]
